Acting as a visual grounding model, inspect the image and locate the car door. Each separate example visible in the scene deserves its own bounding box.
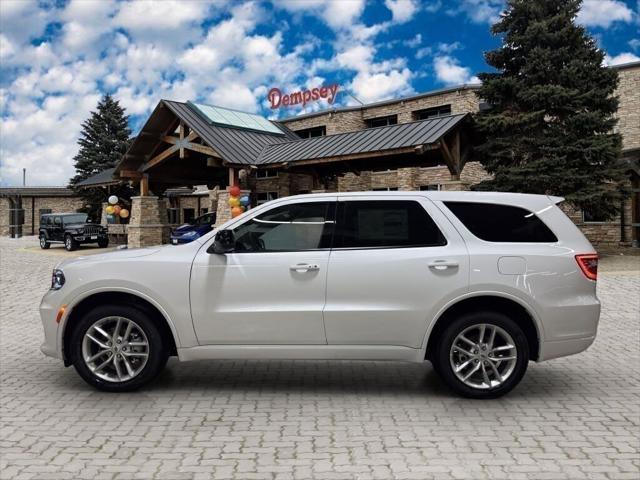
[52,216,63,241]
[190,197,336,345]
[323,195,469,348]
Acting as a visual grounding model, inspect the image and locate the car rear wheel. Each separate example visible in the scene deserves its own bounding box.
[39,234,50,249]
[433,311,529,399]
[64,234,77,251]
[70,305,168,392]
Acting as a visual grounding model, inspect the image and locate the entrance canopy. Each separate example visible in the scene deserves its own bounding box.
[115,99,472,193]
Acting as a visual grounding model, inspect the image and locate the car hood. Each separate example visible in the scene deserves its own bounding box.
[57,246,163,269]
[65,223,101,229]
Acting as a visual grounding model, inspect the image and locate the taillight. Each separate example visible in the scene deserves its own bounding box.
[575,254,598,281]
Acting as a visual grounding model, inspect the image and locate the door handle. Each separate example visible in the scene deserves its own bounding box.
[289,263,320,273]
[428,259,459,270]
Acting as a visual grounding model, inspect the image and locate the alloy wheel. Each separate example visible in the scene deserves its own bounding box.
[81,316,150,383]
[449,323,518,390]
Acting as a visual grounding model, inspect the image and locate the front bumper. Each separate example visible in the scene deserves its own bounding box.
[72,233,108,242]
[39,289,64,360]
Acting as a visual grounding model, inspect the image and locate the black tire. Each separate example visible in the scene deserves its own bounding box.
[69,304,168,392]
[433,311,529,399]
[98,238,109,248]
[39,234,50,249]
[64,234,77,251]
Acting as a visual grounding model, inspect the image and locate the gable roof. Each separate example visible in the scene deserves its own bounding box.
[75,167,118,188]
[256,113,468,165]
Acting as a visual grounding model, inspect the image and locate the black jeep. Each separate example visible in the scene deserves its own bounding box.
[39,213,109,251]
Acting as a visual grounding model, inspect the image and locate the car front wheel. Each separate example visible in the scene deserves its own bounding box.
[433,311,529,399]
[98,238,109,248]
[64,234,77,251]
[39,234,50,249]
[69,305,168,392]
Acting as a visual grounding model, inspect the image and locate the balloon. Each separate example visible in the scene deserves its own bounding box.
[113,205,122,215]
[106,214,116,223]
[240,195,250,206]
[231,206,243,218]
[229,185,241,197]
[119,208,129,218]
[108,195,118,205]
[228,196,240,207]
[105,205,115,214]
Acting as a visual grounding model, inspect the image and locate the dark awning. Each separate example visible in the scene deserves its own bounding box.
[75,168,119,188]
[256,113,468,166]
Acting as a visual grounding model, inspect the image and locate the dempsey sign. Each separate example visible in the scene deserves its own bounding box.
[268,84,339,109]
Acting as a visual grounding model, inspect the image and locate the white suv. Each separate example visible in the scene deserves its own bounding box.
[40,192,600,398]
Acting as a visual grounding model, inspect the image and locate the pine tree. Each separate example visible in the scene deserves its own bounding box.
[69,95,132,217]
[473,0,626,218]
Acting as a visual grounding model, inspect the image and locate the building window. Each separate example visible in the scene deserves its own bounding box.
[257,192,279,205]
[183,208,195,224]
[257,169,279,178]
[167,208,179,224]
[294,126,326,138]
[414,105,452,120]
[200,208,208,215]
[372,187,399,191]
[420,184,441,191]
[366,115,398,128]
[582,208,609,223]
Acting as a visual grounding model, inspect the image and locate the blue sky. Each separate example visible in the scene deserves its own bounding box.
[1,0,638,186]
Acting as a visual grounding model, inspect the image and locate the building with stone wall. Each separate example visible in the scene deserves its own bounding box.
[0,187,84,237]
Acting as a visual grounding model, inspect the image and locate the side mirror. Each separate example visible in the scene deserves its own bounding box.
[209,229,235,254]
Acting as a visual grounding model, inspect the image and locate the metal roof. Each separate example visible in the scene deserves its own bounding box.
[75,167,119,188]
[162,101,298,165]
[0,186,76,197]
[257,113,468,165]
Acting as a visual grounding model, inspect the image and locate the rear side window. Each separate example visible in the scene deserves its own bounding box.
[335,200,446,249]
[444,201,557,243]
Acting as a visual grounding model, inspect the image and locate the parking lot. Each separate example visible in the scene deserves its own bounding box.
[0,235,638,480]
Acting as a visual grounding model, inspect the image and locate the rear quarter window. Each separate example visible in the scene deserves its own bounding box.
[443,201,558,243]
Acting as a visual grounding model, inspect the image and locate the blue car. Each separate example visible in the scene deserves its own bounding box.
[170,212,216,244]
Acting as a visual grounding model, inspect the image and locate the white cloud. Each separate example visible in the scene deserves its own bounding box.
[433,56,480,85]
[404,33,422,48]
[449,0,503,24]
[604,52,640,66]
[275,0,365,30]
[577,0,633,28]
[385,0,419,23]
[350,68,413,103]
[629,39,640,51]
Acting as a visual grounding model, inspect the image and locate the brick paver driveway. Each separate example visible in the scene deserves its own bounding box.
[1,236,639,480]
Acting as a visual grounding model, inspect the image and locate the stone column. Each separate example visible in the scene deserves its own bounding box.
[127,196,168,248]
[215,188,252,227]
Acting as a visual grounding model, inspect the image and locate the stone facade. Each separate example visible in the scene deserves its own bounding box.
[281,86,480,135]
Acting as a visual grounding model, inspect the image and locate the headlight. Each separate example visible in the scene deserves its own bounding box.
[182,231,198,237]
[51,269,65,290]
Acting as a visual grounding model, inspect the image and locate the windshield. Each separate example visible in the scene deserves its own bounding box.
[195,213,215,225]
[62,214,88,225]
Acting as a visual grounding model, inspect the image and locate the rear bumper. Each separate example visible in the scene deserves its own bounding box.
[538,335,596,361]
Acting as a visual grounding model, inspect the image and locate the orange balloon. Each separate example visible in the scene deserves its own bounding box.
[119,208,129,218]
[231,206,244,218]
[229,185,241,197]
[114,205,122,215]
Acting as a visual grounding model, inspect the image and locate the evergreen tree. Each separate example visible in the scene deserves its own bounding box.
[69,94,132,218]
[473,0,626,218]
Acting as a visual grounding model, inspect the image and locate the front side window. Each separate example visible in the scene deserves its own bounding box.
[233,202,335,252]
[444,202,558,242]
[335,200,446,249]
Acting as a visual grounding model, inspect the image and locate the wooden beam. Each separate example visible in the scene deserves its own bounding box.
[141,144,179,171]
[140,174,149,196]
[119,170,143,179]
[439,138,460,179]
[179,122,185,159]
